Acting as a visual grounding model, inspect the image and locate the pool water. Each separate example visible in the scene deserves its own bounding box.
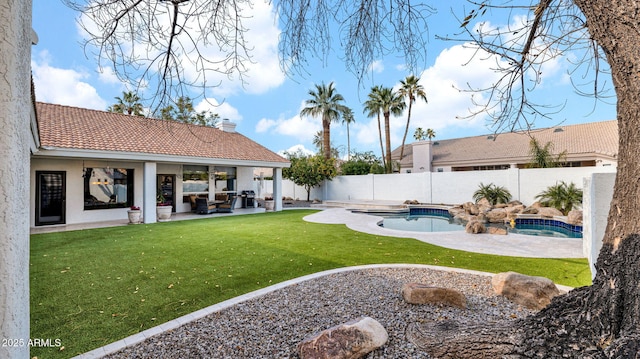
[379,214,582,238]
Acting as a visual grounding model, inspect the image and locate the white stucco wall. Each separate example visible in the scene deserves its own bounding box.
[1,1,33,357]
[583,172,616,277]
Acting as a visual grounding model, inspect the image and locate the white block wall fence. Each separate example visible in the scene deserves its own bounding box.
[261,166,617,277]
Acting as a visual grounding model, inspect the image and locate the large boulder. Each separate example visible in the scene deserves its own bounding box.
[521,206,539,214]
[491,272,560,310]
[466,220,486,234]
[298,317,388,359]
[567,210,583,225]
[485,208,508,223]
[401,283,467,308]
[537,207,564,218]
[448,206,466,218]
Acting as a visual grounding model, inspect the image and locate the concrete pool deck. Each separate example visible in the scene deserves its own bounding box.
[303,208,585,258]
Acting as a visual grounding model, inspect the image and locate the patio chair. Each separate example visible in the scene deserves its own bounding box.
[195,198,217,214]
[217,195,238,213]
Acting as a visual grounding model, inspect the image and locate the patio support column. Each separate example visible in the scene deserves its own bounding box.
[143,162,157,223]
[0,1,32,358]
[273,167,283,211]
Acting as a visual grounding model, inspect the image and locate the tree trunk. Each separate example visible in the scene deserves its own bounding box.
[322,116,331,159]
[384,111,392,173]
[408,1,640,357]
[377,113,386,169]
[400,100,413,161]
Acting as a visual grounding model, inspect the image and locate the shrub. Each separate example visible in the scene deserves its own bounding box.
[472,182,512,205]
[535,181,583,215]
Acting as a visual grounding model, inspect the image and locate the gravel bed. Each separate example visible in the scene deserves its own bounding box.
[105,267,534,358]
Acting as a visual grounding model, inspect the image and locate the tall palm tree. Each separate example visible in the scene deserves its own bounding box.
[398,75,427,160]
[342,107,355,160]
[363,86,386,170]
[377,86,406,173]
[300,82,349,159]
[108,91,145,116]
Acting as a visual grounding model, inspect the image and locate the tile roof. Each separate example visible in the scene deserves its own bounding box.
[36,102,289,164]
[393,120,618,167]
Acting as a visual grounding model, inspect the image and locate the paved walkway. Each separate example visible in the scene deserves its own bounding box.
[303,208,585,258]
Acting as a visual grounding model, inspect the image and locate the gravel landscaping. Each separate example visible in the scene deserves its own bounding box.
[104,267,535,358]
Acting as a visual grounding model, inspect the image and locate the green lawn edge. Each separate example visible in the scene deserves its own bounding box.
[30,209,591,358]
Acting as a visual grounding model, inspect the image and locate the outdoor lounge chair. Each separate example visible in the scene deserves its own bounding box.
[217,195,238,213]
[195,198,217,214]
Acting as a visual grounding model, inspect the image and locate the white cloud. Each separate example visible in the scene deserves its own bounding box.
[194,98,242,122]
[31,51,107,110]
[397,44,506,137]
[255,101,320,141]
[368,60,384,73]
[177,1,286,97]
[277,144,315,157]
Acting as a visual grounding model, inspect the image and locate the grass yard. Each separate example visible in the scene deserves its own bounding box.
[30,209,591,358]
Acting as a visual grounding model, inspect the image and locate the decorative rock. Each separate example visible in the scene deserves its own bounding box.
[298,317,388,359]
[401,283,467,308]
[485,208,508,223]
[462,202,479,215]
[465,220,486,234]
[488,227,508,235]
[491,272,560,310]
[567,210,583,225]
[521,206,539,214]
[476,198,492,213]
[537,207,564,218]
[505,204,525,215]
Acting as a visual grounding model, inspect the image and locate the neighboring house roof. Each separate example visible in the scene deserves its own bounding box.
[393,120,618,168]
[35,102,289,166]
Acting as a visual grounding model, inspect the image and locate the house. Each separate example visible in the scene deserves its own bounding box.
[392,120,618,173]
[31,102,290,227]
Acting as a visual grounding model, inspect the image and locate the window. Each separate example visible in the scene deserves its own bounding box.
[213,166,237,192]
[183,165,209,194]
[83,168,134,210]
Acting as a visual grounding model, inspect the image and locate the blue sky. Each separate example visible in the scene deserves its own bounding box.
[31,1,616,158]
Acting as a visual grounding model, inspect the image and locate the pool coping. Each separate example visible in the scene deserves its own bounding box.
[303,208,585,258]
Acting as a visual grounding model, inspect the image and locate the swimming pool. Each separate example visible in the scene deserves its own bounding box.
[377,207,583,238]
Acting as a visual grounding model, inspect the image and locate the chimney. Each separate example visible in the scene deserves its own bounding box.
[216,118,237,133]
[412,140,433,173]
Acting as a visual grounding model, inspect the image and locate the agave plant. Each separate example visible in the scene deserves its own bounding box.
[472,182,512,205]
[535,181,583,215]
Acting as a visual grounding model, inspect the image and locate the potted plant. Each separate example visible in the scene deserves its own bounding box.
[156,192,172,222]
[127,205,141,224]
[264,195,275,212]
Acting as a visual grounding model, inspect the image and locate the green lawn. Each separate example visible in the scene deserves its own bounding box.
[30,209,591,358]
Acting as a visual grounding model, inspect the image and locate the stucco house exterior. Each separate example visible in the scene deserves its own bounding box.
[31,102,290,228]
[392,120,618,173]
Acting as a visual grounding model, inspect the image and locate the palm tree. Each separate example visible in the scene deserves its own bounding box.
[535,181,583,215]
[363,86,387,170]
[108,91,145,116]
[398,75,427,161]
[527,137,567,168]
[377,86,406,173]
[342,107,355,160]
[426,128,436,140]
[300,82,349,159]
